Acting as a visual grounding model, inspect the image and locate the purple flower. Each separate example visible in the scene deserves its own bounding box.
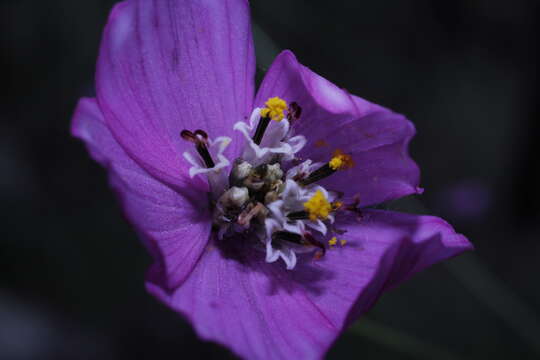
[71,1,473,359]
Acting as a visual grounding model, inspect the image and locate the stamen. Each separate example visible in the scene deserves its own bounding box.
[329,149,354,170]
[303,232,326,255]
[299,163,335,186]
[191,97,351,269]
[260,97,287,122]
[271,230,326,258]
[286,210,309,221]
[303,190,332,221]
[252,116,270,146]
[271,230,303,246]
[300,150,354,186]
[253,97,287,145]
[181,129,215,168]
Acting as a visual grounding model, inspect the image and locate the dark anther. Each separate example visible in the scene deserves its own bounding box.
[287,102,302,123]
[287,210,309,221]
[180,129,215,168]
[299,163,336,186]
[180,129,196,141]
[303,232,326,256]
[181,129,209,142]
[252,115,270,145]
[272,231,304,246]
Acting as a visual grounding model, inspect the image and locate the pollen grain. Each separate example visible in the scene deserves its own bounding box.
[260,96,288,122]
[304,190,332,221]
[329,149,354,170]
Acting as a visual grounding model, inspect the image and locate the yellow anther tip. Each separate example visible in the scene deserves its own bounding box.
[333,201,343,210]
[304,190,332,221]
[340,239,347,246]
[329,157,344,170]
[261,96,287,122]
[329,237,337,246]
[329,149,354,170]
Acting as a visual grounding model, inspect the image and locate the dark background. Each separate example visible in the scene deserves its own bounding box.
[2,0,539,359]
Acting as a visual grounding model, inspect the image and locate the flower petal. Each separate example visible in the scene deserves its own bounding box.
[256,51,421,206]
[146,247,338,360]
[294,210,473,331]
[96,0,255,189]
[147,209,471,359]
[72,98,211,290]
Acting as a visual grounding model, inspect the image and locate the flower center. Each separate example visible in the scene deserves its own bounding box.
[182,97,356,269]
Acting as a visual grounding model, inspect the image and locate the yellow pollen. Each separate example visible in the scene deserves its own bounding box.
[329,237,337,246]
[260,97,287,122]
[329,149,354,170]
[303,190,332,221]
[332,201,343,210]
[340,239,347,246]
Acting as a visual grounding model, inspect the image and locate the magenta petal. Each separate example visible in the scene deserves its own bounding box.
[147,248,338,360]
[147,209,471,360]
[96,0,255,188]
[295,210,473,330]
[256,51,421,206]
[72,98,211,290]
[71,97,145,174]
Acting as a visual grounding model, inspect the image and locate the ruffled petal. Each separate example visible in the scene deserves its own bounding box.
[96,0,255,189]
[255,51,421,206]
[72,98,211,290]
[147,209,471,359]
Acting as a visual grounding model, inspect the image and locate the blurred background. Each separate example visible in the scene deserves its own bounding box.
[1,0,539,359]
